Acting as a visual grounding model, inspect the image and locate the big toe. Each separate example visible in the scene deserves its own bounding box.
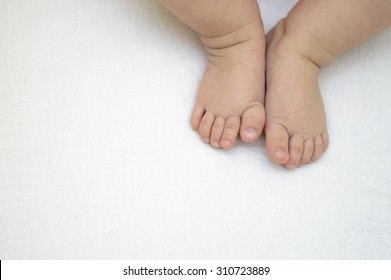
[240,103,265,143]
[266,122,290,165]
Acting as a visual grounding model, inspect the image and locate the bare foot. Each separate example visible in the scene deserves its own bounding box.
[191,19,266,149]
[265,20,329,168]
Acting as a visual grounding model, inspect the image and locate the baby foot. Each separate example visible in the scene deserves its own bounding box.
[265,20,329,168]
[191,20,266,149]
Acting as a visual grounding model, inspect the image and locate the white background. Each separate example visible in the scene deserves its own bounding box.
[1,0,391,259]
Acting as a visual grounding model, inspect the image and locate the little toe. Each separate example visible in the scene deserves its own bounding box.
[240,103,265,143]
[210,116,225,148]
[220,116,240,149]
[266,122,290,165]
[285,135,304,169]
[199,112,215,144]
[322,131,329,152]
[310,135,324,163]
[191,104,205,131]
[299,139,314,166]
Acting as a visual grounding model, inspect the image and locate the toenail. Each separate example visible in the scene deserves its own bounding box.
[222,139,231,147]
[202,138,209,143]
[244,128,258,137]
[274,148,288,158]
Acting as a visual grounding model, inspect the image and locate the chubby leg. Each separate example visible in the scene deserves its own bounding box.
[159,0,266,149]
[266,0,391,168]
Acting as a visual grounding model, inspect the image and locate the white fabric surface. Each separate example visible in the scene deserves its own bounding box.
[1,0,391,259]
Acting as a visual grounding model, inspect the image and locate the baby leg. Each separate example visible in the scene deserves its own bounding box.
[265,0,391,168]
[159,0,266,149]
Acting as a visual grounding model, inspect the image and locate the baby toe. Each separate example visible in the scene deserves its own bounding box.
[191,104,205,131]
[220,115,240,149]
[322,130,329,152]
[310,135,324,162]
[199,111,215,144]
[240,103,265,143]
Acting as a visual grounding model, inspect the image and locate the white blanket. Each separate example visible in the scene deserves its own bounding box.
[1,0,390,259]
